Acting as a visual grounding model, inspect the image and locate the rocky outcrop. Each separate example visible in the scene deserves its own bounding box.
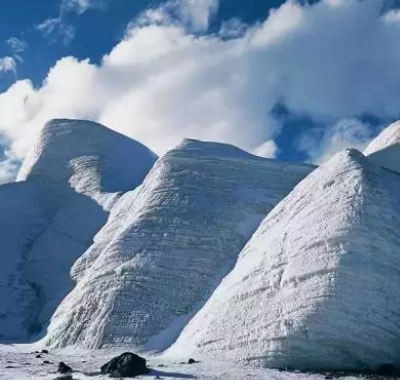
[101,353,150,378]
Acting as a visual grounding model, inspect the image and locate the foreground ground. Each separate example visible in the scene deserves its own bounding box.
[0,344,392,380]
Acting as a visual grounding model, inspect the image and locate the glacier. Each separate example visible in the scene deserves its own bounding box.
[44,138,314,349]
[3,116,400,375]
[1,119,157,340]
[168,147,400,372]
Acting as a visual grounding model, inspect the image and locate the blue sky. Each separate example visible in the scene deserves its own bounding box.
[0,0,399,182]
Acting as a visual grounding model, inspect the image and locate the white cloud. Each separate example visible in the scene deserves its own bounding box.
[3,0,400,179]
[60,0,115,14]
[36,17,75,46]
[0,150,20,185]
[135,0,218,32]
[36,0,113,45]
[253,140,278,158]
[219,18,247,39]
[173,0,219,32]
[6,37,28,54]
[0,57,17,74]
[298,118,376,164]
[36,17,61,36]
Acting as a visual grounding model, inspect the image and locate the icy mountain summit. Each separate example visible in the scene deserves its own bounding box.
[45,138,313,349]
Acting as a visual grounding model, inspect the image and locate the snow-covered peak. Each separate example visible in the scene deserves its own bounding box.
[364,120,400,156]
[169,147,400,371]
[175,138,265,160]
[364,121,400,173]
[17,118,157,215]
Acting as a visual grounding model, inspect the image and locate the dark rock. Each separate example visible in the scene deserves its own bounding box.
[101,352,150,378]
[375,364,400,377]
[188,358,197,364]
[41,349,49,354]
[54,376,73,380]
[43,360,51,364]
[35,354,42,358]
[5,365,15,369]
[58,362,73,374]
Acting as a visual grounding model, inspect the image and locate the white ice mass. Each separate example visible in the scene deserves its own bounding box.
[2,118,400,376]
[44,138,313,349]
[0,119,157,341]
[169,145,400,371]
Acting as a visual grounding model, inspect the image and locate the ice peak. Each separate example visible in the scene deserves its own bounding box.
[17,118,157,216]
[173,138,267,161]
[364,121,400,156]
[364,121,400,174]
[169,144,400,371]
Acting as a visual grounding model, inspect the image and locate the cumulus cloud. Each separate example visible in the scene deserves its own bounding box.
[253,140,278,158]
[135,0,218,32]
[163,0,219,32]
[3,0,400,182]
[0,57,17,74]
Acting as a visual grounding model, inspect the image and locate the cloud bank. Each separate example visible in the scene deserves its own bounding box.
[1,0,400,182]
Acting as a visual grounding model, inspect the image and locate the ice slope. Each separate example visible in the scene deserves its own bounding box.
[0,182,46,341]
[17,119,157,333]
[169,149,400,372]
[44,138,314,349]
[364,121,400,173]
